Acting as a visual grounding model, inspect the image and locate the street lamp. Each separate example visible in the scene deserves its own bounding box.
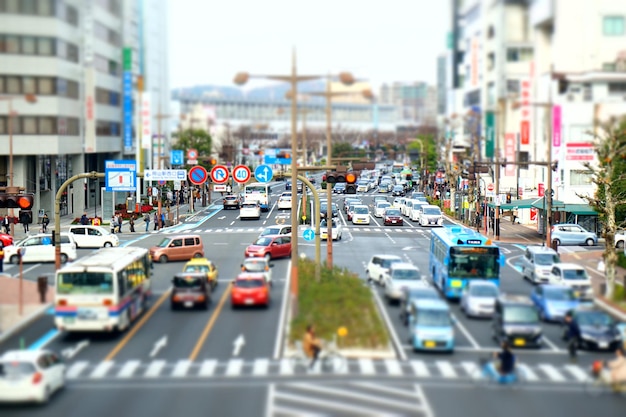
[1,94,37,236]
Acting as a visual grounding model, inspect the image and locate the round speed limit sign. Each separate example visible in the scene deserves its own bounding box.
[232,165,251,184]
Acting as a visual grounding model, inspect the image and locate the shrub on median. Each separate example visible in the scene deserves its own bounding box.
[289,258,389,349]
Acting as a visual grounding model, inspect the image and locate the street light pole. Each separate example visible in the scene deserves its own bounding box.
[289,50,300,314]
[325,75,334,268]
[8,99,15,236]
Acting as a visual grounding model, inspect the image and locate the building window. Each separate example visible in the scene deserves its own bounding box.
[506,47,533,62]
[20,0,36,14]
[22,117,37,134]
[65,5,78,26]
[8,116,20,134]
[583,83,592,101]
[37,37,54,55]
[38,117,55,134]
[0,0,20,13]
[506,79,520,94]
[21,36,37,54]
[608,82,626,94]
[487,26,495,39]
[4,35,20,53]
[23,77,36,94]
[487,52,495,71]
[67,80,79,99]
[0,76,4,93]
[37,77,54,94]
[603,16,625,36]
[0,117,5,134]
[570,170,593,186]
[6,76,20,94]
[36,0,54,16]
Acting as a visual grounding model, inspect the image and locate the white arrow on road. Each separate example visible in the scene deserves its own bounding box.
[232,334,245,356]
[218,216,226,220]
[150,335,168,358]
[61,340,90,359]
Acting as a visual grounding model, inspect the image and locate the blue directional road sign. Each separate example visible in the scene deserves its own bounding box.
[254,164,273,183]
[303,228,315,241]
[105,160,137,192]
[170,150,184,165]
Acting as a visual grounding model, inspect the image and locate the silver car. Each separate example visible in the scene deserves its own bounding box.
[551,224,597,246]
[460,280,499,318]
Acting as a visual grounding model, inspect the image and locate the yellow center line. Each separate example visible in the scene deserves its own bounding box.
[103,290,171,362]
[189,283,232,361]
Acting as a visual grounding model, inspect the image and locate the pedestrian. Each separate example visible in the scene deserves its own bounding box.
[153,212,158,231]
[110,216,118,234]
[512,209,519,225]
[302,324,323,371]
[564,312,580,362]
[0,241,4,273]
[41,213,49,233]
[2,215,10,234]
[160,212,165,229]
[129,214,135,233]
[20,210,30,233]
[144,212,150,232]
[117,213,123,233]
[80,212,89,225]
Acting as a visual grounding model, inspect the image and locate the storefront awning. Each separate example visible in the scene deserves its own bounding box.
[531,198,565,211]
[487,198,538,210]
[564,204,598,216]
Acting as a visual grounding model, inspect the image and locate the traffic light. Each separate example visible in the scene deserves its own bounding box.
[0,193,34,210]
[325,171,346,184]
[345,172,357,194]
[506,193,512,204]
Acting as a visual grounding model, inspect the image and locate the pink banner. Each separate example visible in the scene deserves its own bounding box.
[552,105,561,148]
[505,133,516,176]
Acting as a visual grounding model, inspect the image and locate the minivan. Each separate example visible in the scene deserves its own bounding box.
[520,246,560,284]
[366,254,403,284]
[150,235,204,263]
[408,298,455,352]
[170,272,211,310]
[492,295,542,348]
[68,225,119,248]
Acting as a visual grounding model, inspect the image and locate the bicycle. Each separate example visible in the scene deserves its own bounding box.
[471,357,526,388]
[584,365,626,397]
[289,335,347,373]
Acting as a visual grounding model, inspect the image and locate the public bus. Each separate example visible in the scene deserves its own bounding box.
[54,247,152,333]
[429,225,504,299]
[244,182,271,211]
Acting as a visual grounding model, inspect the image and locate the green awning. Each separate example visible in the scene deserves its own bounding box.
[487,198,538,210]
[531,198,565,211]
[564,204,598,216]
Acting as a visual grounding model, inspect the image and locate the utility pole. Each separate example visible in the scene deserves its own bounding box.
[545,74,554,247]
[494,98,506,240]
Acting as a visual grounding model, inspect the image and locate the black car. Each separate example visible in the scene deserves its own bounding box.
[492,295,542,348]
[392,185,405,196]
[561,308,623,351]
[170,272,211,310]
[319,203,339,219]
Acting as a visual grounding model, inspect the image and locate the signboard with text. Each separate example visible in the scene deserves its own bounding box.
[105,160,137,192]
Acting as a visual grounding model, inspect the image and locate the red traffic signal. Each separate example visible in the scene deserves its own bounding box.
[0,193,34,210]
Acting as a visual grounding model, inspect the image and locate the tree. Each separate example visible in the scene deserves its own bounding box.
[173,129,213,169]
[577,116,626,299]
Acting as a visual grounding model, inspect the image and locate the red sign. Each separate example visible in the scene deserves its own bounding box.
[210,165,229,184]
[530,208,537,221]
[520,77,532,145]
[538,183,545,197]
[566,143,594,161]
[188,166,208,185]
[487,183,495,192]
[187,149,198,160]
[505,133,516,176]
[521,120,530,145]
[232,164,251,184]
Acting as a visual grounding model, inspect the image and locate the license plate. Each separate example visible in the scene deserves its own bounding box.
[392,220,397,223]
[598,342,608,349]
[184,301,193,308]
[245,299,254,305]
[514,338,526,346]
[424,341,436,348]
[450,281,462,288]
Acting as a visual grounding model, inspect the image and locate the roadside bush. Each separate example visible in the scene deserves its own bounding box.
[289,259,389,349]
[618,252,626,269]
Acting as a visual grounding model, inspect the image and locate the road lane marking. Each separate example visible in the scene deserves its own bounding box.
[370,287,407,360]
[90,361,114,379]
[225,358,244,377]
[188,283,232,361]
[542,335,560,352]
[172,360,191,377]
[65,361,89,379]
[144,360,166,378]
[410,360,430,377]
[450,312,480,349]
[198,359,218,377]
[435,360,457,378]
[28,329,60,350]
[564,364,588,382]
[273,260,292,359]
[103,289,171,361]
[538,363,566,382]
[252,358,269,376]
[384,359,402,375]
[117,360,141,378]
[517,363,538,381]
[358,358,376,375]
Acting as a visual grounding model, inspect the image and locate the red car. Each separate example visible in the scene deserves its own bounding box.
[0,233,13,247]
[231,273,270,308]
[383,208,403,226]
[244,235,291,260]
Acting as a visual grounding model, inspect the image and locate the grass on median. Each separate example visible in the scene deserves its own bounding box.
[289,258,390,350]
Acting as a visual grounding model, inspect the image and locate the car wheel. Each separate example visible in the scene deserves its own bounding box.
[193,253,203,258]
[159,255,168,263]
[617,240,625,249]
[60,254,68,264]
[104,242,113,247]
[264,253,272,262]
[553,239,561,246]
[585,238,595,246]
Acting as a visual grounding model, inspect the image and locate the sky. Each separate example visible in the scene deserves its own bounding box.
[168,0,450,91]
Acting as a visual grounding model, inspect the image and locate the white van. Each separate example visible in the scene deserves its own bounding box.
[4,233,77,264]
[419,205,443,227]
[548,263,593,300]
[240,201,261,220]
[351,205,371,225]
[68,225,119,248]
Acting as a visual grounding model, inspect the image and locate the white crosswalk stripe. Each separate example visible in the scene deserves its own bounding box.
[63,358,588,383]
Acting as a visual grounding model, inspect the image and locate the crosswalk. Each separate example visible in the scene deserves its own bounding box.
[64,358,591,383]
[160,226,430,235]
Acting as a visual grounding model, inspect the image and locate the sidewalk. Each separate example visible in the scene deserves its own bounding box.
[445,214,544,245]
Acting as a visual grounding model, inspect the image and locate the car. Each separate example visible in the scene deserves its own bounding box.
[561,307,623,351]
[520,246,560,284]
[4,233,77,264]
[150,234,204,263]
[244,235,291,260]
[231,273,270,308]
[259,224,292,237]
[241,257,273,286]
[392,185,405,196]
[183,258,218,290]
[383,208,403,226]
[319,202,339,219]
[351,205,370,225]
[530,284,580,322]
[333,182,346,194]
[240,201,261,220]
[392,197,402,208]
[374,196,388,203]
[320,218,343,241]
[410,191,425,199]
[547,263,593,300]
[492,295,543,348]
[366,254,404,284]
[374,201,391,218]
[356,181,369,193]
[68,225,119,248]
[399,284,440,326]
[277,195,292,210]
[401,199,414,216]
[419,205,443,227]
[409,201,427,222]
[460,280,499,318]
[222,194,242,209]
[280,191,292,198]
[343,197,361,212]
[615,231,626,249]
[296,182,303,193]
[0,349,66,404]
[382,263,423,304]
[407,299,455,353]
[551,223,597,246]
[379,181,393,193]
[170,272,212,310]
[0,233,14,247]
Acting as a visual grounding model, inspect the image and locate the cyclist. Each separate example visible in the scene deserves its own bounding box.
[486,340,516,383]
[302,324,323,370]
[600,348,626,391]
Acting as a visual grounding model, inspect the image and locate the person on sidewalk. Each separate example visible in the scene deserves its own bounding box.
[20,210,30,233]
[117,214,123,233]
[41,213,49,233]
[144,213,150,232]
[512,209,519,225]
[2,215,10,234]
[153,212,159,231]
[129,215,135,233]
[110,216,118,234]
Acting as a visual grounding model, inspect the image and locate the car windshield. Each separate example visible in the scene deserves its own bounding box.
[156,238,172,248]
[423,208,441,215]
[261,228,280,236]
[392,269,420,280]
[386,209,401,216]
[412,203,424,209]
[320,219,338,228]
[377,203,390,209]
[243,261,266,272]
[173,276,203,288]
[469,285,498,297]
[234,279,265,288]
[503,305,539,323]
[184,265,209,273]
[577,311,613,327]
[545,287,576,301]
[535,253,560,265]
[242,204,257,209]
[562,269,588,280]
[354,207,369,214]
[253,237,272,246]
[0,361,36,377]
[407,289,439,300]
[57,272,114,295]
[393,186,403,191]
[381,258,402,268]
[415,310,451,327]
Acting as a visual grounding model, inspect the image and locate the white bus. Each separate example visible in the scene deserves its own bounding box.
[244,182,271,211]
[54,247,152,333]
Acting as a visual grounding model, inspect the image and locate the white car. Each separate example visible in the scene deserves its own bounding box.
[277,195,292,210]
[374,201,391,217]
[259,224,292,237]
[548,263,594,300]
[0,349,66,404]
[351,205,371,225]
[382,263,423,303]
[356,181,369,193]
[409,202,427,222]
[419,205,444,227]
[366,254,403,284]
[241,257,273,286]
[320,218,343,241]
[68,225,119,248]
[460,280,499,318]
[4,233,77,264]
[240,201,261,220]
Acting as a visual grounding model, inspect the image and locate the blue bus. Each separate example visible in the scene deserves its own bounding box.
[429,225,505,299]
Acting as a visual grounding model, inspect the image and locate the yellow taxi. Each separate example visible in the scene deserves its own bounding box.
[182,258,218,290]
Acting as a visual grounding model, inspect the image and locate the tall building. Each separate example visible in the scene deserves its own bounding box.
[379,81,436,125]
[0,0,169,219]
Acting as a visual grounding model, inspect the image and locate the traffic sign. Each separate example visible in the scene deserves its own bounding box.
[105,160,137,192]
[174,180,182,191]
[144,169,187,181]
[487,183,495,192]
[170,150,184,165]
[188,166,209,185]
[303,228,315,241]
[254,165,273,183]
[232,165,251,184]
[158,180,166,186]
[187,149,198,160]
[210,165,229,184]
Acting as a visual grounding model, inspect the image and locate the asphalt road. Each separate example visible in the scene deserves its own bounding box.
[1,182,621,417]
